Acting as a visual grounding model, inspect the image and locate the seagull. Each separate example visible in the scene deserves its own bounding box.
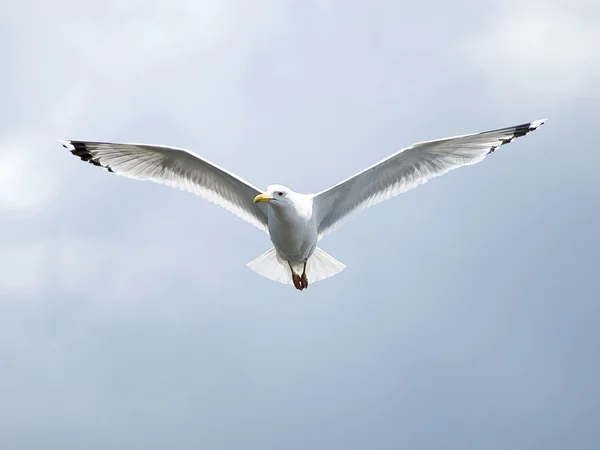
[60,118,546,291]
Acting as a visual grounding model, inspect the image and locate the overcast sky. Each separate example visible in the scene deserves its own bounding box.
[1,1,599,449]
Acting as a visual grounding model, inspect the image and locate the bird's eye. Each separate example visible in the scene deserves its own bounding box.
[278,191,284,196]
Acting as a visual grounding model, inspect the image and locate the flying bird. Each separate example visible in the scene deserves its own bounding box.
[61,118,546,290]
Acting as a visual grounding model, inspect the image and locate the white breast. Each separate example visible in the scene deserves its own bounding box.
[267,194,318,263]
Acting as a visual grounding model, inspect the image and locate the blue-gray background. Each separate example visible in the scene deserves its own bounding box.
[1,1,599,449]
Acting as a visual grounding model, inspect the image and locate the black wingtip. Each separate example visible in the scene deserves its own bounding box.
[487,118,547,154]
[61,140,115,173]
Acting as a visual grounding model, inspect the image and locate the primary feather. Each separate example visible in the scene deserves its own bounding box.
[311,119,547,239]
[60,140,269,232]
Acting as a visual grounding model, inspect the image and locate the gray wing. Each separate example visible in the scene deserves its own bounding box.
[61,140,269,232]
[312,119,547,239]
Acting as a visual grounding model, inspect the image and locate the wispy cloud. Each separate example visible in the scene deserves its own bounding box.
[462,1,600,102]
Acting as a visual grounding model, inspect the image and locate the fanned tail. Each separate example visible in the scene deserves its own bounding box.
[246,247,290,285]
[247,247,345,286]
[305,247,346,283]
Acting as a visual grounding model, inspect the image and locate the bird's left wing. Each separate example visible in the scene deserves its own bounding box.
[61,140,269,232]
[312,119,547,239]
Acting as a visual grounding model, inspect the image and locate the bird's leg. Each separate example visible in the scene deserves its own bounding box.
[301,261,309,289]
[289,262,304,291]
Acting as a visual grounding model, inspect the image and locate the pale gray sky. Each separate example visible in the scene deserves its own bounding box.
[1,1,599,449]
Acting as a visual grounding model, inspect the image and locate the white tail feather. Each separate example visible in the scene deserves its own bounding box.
[246,247,291,284]
[247,247,345,285]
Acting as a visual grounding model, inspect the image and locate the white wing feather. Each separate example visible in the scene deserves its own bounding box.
[312,119,547,239]
[61,140,269,232]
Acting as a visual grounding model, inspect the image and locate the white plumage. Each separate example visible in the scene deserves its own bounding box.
[61,118,547,291]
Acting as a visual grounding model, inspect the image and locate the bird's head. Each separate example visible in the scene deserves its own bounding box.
[253,184,295,208]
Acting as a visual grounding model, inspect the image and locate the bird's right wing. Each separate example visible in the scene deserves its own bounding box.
[312,119,547,239]
[61,140,269,233]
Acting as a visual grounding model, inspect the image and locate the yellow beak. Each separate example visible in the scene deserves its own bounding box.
[254,193,274,203]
